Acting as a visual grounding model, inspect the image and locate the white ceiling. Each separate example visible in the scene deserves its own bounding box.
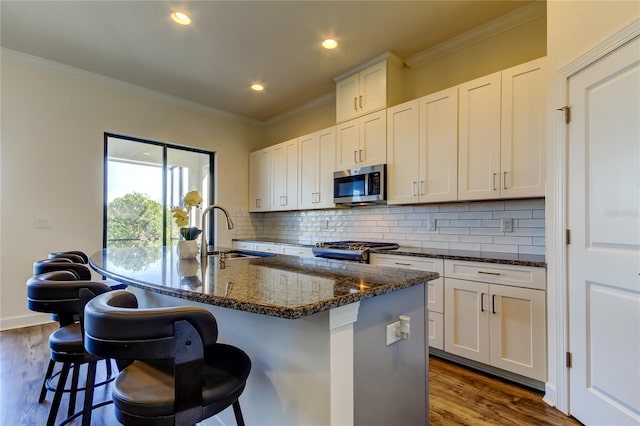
[0,1,535,122]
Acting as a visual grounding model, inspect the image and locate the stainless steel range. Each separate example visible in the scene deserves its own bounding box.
[312,241,399,263]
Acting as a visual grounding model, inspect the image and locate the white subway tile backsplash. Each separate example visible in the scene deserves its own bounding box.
[235,199,545,255]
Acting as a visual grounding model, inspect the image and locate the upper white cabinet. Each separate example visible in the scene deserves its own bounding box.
[458,57,547,200]
[387,87,458,204]
[249,148,271,212]
[336,109,387,170]
[271,138,298,211]
[298,126,336,209]
[335,54,403,124]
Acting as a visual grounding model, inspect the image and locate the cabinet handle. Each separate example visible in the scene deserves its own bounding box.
[420,180,425,196]
[394,262,412,266]
[412,182,417,196]
[359,95,363,110]
[283,195,287,206]
[492,294,497,314]
[480,292,485,312]
[478,270,501,276]
[353,97,358,112]
[354,150,358,163]
[359,150,363,162]
[256,198,261,208]
[503,171,508,190]
[493,173,497,191]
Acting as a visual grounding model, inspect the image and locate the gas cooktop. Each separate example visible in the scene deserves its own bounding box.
[312,241,399,263]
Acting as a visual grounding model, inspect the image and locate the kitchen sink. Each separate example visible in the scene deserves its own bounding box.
[210,250,275,260]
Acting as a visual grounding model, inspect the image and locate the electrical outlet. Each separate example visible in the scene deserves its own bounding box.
[427,218,436,232]
[35,216,52,229]
[501,218,513,233]
[386,321,400,346]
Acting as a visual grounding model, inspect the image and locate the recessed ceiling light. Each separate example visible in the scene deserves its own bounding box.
[322,39,338,49]
[171,11,191,25]
[251,83,265,92]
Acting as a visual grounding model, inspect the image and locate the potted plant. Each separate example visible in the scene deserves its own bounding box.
[171,190,203,259]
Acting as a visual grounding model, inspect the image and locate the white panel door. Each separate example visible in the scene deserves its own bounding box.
[298,132,318,210]
[568,35,640,425]
[336,118,360,170]
[359,109,387,167]
[316,127,336,209]
[386,99,420,204]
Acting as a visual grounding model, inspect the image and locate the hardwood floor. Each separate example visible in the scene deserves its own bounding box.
[1,323,581,425]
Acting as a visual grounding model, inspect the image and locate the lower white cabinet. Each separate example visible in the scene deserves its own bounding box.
[444,261,547,381]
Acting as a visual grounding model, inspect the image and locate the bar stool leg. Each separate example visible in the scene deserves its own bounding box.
[232,401,245,426]
[39,359,56,402]
[47,362,71,426]
[81,361,97,426]
[67,363,81,416]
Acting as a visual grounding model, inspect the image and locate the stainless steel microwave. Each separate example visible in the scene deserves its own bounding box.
[333,164,386,205]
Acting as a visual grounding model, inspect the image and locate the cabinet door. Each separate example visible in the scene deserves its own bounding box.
[489,285,547,381]
[298,132,319,209]
[444,278,490,363]
[249,149,271,212]
[387,100,420,204]
[271,139,298,211]
[458,72,501,201]
[336,73,360,123]
[420,87,458,203]
[316,127,336,208]
[359,109,387,167]
[501,57,547,198]
[428,311,444,351]
[336,118,360,170]
[360,61,387,115]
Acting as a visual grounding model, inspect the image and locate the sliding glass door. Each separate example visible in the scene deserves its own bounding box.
[104,134,213,248]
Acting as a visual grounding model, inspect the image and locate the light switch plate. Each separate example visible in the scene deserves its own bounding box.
[427,218,436,232]
[501,218,513,232]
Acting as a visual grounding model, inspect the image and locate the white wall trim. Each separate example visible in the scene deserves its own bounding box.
[0,48,262,127]
[0,312,53,331]
[404,1,545,69]
[547,17,639,415]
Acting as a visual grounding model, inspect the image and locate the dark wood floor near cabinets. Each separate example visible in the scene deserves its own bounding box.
[1,323,580,426]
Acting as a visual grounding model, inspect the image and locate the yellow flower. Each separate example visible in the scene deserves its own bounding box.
[171,207,189,227]
[183,190,203,209]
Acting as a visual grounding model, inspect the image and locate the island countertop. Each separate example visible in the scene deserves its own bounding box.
[89,246,438,320]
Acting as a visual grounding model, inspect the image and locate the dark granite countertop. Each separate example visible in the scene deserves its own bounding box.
[232,239,546,268]
[89,246,438,320]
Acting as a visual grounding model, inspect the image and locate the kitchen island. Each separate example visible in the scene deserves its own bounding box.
[90,246,438,426]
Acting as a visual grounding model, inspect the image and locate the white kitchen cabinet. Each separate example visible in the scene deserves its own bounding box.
[387,87,458,205]
[253,242,282,254]
[458,57,547,201]
[271,138,298,211]
[336,109,387,170]
[444,260,547,381]
[335,54,403,123]
[370,253,444,350]
[232,241,256,251]
[249,148,271,212]
[298,126,336,209]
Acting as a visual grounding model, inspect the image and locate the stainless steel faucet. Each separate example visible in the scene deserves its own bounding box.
[201,205,234,259]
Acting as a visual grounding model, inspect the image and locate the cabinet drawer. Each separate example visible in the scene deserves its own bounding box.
[428,311,444,350]
[254,243,282,254]
[232,241,255,251]
[427,277,444,313]
[445,260,545,290]
[282,246,314,257]
[371,254,444,274]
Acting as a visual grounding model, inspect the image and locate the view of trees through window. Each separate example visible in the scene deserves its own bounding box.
[104,134,213,248]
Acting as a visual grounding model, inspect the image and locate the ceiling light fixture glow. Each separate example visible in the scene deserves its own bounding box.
[322,39,338,49]
[171,12,191,25]
[251,83,265,92]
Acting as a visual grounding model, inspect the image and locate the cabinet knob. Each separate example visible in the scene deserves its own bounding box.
[353,97,358,112]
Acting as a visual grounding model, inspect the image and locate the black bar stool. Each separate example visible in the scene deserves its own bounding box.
[27,270,113,426]
[85,290,252,426]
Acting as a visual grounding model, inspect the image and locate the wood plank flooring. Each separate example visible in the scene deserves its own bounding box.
[1,323,581,425]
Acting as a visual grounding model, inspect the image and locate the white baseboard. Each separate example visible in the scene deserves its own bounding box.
[543,382,558,408]
[0,312,53,331]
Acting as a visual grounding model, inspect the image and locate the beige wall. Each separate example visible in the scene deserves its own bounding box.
[0,50,261,329]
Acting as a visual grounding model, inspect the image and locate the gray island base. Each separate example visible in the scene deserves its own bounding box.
[90,246,438,426]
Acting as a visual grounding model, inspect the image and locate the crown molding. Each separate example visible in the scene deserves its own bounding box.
[334,52,402,82]
[1,48,262,126]
[404,1,546,69]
